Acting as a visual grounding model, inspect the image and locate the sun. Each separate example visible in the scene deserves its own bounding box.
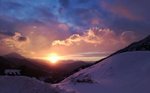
[47,53,60,64]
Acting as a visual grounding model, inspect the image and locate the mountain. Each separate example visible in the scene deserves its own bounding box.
[114,35,150,54]
[57,51,150,93]
[55,35,150,93]
[3,52,25,59]
[0,53,90,83]
[26,59,91,83]
[0,55,52,80]
[92,35,150,64]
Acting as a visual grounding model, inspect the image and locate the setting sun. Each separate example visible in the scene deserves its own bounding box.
[47,53,60,64]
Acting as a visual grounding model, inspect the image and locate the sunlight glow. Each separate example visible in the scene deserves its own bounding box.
[47,53,60,64]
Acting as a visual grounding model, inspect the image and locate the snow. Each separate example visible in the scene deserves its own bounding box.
[56,51,150,93]
[1,51,150,93]
[0,76,58,93]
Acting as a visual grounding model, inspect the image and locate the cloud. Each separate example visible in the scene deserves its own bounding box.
[17,36,27,42]
[61,51,109,61]
[101,1,142,20]
[0,32,30,55]
[52,28,138,54]
[0,14,72,57]
[75,52,110,58]
[0,0,149,59]
[58,0,150,34]
[120,31,137,44]
[53,28,113,46]
[58,23,70,31]
[0,0,149,36]
[59,0,70,8]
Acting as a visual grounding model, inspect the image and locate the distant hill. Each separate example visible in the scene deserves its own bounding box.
[3,52,25,59]
[0,53,90,83]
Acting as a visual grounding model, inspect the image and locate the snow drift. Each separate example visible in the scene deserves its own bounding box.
[0,76,58,93]
[57,51,150,93]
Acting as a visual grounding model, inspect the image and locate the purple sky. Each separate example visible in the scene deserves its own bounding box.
[0,0,149,61]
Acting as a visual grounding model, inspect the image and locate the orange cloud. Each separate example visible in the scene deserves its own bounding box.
[0,26,138,60]
[0,32,30,55]
[51,28,138,55]
[15,24,72,57]
[58,23,69,31]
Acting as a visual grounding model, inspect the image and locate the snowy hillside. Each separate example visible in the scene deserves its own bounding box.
[57,51,150,93]
[0,76,58,93]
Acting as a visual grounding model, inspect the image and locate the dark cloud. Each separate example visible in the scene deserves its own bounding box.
[59,0,70,8]
[106,18,150,35]
[101,1,143,20]
[17,36,27,42]
[97,0,150,35]
[0,0,149,36]
[57,0,150,36]
[0,1,23,10]
[0,16,20,35]
[77,0,90,4]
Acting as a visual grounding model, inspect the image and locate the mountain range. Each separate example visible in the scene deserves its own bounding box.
[0,53,90,83]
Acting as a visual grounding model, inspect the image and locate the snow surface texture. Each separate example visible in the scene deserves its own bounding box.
[0,76,59,93]
[57,51,150,93]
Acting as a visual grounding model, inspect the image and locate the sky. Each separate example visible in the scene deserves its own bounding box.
[0,0,150,61]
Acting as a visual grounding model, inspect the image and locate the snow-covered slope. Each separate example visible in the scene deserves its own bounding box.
[57,51,150,93]
[0,76,58,93]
